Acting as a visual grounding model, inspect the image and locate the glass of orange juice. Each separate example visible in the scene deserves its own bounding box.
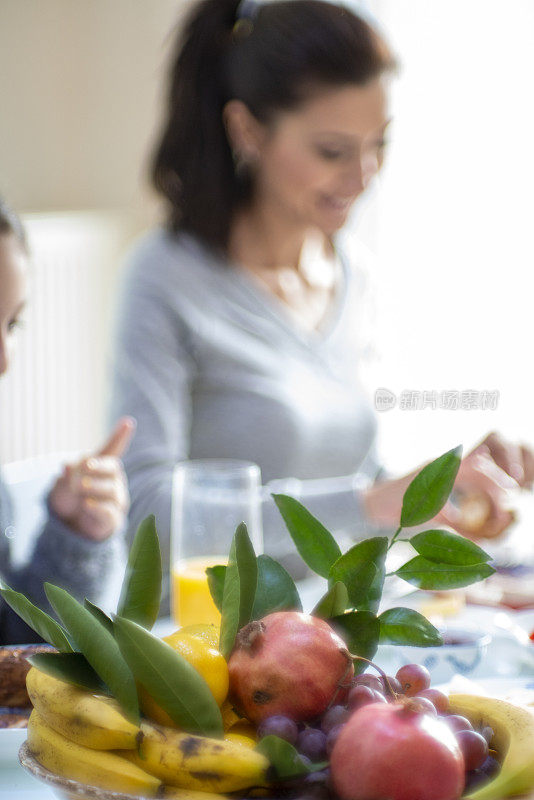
[171,460,263,628]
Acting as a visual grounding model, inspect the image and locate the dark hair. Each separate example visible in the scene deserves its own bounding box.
[152,0,395,254]
[0,197,28,251]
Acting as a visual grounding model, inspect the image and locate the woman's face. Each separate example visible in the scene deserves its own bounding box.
[0,233,27,377]
[250,78,390,235]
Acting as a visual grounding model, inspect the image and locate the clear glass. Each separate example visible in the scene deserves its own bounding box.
[171,459,263,628]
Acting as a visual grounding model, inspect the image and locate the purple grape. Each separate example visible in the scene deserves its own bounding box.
[480,755,500,777]
[303,769,330,787]
[457,730,489,771]
[301,768,331,798]
[464,770,490,793]
[326,723,344,756]
[348,684,375,711]
[296,728,327,761]
[257,714,298,745]
[321,704,350,733]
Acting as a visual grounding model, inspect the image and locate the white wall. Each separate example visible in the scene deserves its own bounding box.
[0,0,190,215]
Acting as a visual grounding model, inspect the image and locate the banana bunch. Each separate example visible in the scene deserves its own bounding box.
[122,721,270,793]
[25,666,269,796]
[26,667,141,750]
[27,709,161,795]
[450,693,534,800]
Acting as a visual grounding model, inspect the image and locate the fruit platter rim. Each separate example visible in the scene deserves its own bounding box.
[18,740,534,800]
[18,742,151,800]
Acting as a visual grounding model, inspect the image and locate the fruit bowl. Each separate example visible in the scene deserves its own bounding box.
[19,742,152,800]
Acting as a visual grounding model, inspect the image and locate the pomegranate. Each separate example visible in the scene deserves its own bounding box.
[228,611,353,723]
[331,701,465,800]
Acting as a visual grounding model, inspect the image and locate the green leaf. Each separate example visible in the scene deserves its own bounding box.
[410,529,491,566]
[0,581,72,652]
[328,538,388,610]
[379,607,443,647]
[395,556,495,590]
[206,565,227,612]
[114,616,223,736]
[27,652,109,693]
[208,557,302,620]
[255,735,326,779]
[272,494,341,579]
[45,583,139,723]
[400,446,463,528]
[84,599,114,635]
[330,610,380,675]
[312,582,349,619]
[251,555,302,619]
[219,523,258,658]
[117,515,162,630]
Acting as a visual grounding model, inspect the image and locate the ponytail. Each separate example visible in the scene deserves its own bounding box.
[152,0,243,252]
[152,0,395,255]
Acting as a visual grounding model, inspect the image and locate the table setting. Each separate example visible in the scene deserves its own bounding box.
[2,452,534,800]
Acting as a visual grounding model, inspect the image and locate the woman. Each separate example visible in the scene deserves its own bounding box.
[0,199,133,643]
[110,0,532,605]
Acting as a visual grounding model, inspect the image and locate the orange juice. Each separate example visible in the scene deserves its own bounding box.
[171,556,226,627]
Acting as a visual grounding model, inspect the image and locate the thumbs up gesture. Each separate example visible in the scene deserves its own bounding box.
[49,417,136,541]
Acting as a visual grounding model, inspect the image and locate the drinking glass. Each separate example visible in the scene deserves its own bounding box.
[171,459,263,628]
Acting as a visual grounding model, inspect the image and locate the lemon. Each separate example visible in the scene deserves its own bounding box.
[139,632,229,727]
[225,731,257,749]
[176,623,220,649]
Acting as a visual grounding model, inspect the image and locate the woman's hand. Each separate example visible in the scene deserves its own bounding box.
[49,417,135,541]
[438,445,517,539]
[363,431,533,539]
[476,431,534,489]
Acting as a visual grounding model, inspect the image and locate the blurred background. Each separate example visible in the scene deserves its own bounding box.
[1,0,533,475]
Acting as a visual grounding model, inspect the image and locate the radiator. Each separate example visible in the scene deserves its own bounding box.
[0,212,132,463]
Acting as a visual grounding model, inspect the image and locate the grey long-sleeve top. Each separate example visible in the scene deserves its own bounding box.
[0,473,125,644]
[110,230,383,609]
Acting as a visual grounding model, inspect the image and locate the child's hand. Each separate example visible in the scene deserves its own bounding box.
[49,417,135,541]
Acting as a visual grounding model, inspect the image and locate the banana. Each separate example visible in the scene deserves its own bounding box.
[26,667,141,750]
[449,693,534,799]
[27,710,161,795]
[121,721,270,793]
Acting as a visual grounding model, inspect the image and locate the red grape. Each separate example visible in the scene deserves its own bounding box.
[417,688,449,714]
[352,673,383,692]
[411,696,437,716]
[348,684,375,711]
[446,714,473,733]
[395,664,431,696]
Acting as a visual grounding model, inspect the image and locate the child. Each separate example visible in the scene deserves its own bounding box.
[0,198,134,643]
